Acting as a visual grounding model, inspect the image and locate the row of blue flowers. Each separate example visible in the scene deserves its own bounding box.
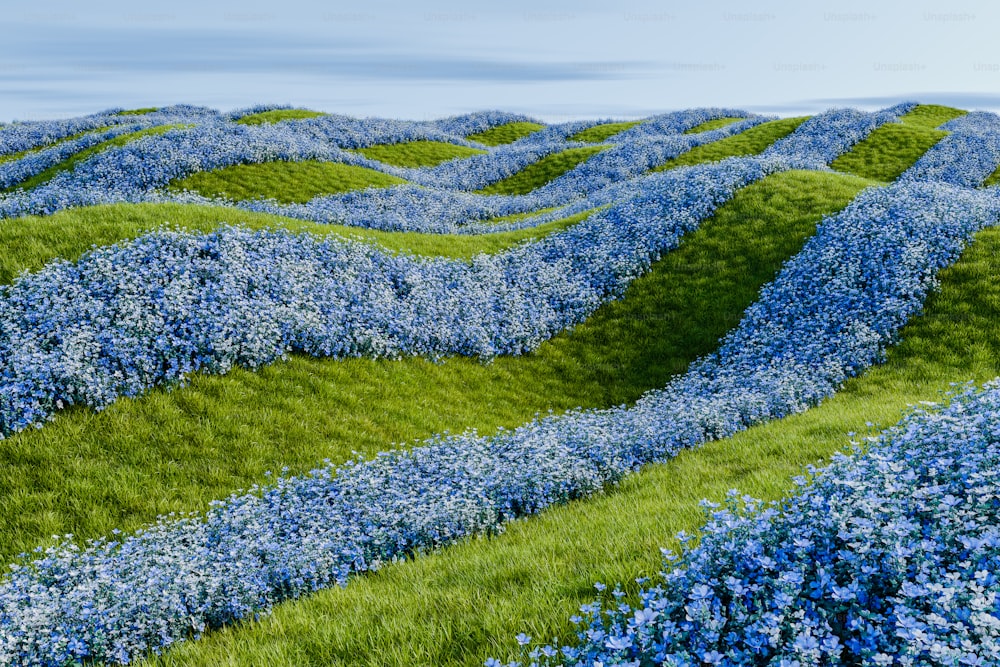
[505,378,1000,666]
[177,107,909,235]
[2,172,997,664]
[899,111,1000,188]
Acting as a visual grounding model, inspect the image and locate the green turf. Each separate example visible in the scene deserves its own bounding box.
[0,170,871,568]
[116,107,159,116]
[6,124,187,192]
[236,109,328,125]
[137,169,877,666]
[683,117,744,134]
[653,116,809,171]
[829,104,961,181]
[894,104,966,130]
[0,203,599,285]
[475,146,606,195]
[466,122,546,146]
[169,160,407,204]
[568,121,641,143]
[354,140,486,167]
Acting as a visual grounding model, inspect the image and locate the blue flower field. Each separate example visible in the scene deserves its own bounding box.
[0,102,999,666]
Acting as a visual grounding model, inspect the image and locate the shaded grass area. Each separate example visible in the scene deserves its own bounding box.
[0,170,872,567]
[235,109,328,125]
[683,116,744,134]
[149,221,1000,667]
[6,124,187,193]
[116,108,159,116]
[568,121,641,143]
[466,122,546,146]
[475,145,606,195]
[140,170,876,666]
[829,104,960,182]
[169,160,407,204]
[354,140,486,167]
[653,116,810,172]
[0,203,596,283]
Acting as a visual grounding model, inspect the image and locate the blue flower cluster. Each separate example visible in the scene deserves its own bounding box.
[2,176,996,665]
[508,378,1000,666]
[900,110,1000,187]
[0,110,125,159]
[0,157,776,436]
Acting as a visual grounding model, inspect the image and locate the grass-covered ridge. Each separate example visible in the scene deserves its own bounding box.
[0,170,869,566]
[150,219,1000,667]
[116,107,159,116]
[236,109,328,125]
[169,160,407,204]
[654,116,809,171]
[829,104,964,181]
[354,140,486,167]
[475,145,606,195]
[466,121,546,146]
[568,121,641,143]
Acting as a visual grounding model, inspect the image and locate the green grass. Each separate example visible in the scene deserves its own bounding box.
[568,121,641,143]
[475,146,606,195]
[169,160,407,204]
[0,170,870,569]
[683,117,744,134]
[895,104,966,130]
[0,203,601,285]
[6,124,187,192]
[116,107,159,116]
[653,116,810,172]
[354,140,486,167]
[829,104,962,182]
[466,122,546,146]
[137,169,876,666]
[236,109,328,125]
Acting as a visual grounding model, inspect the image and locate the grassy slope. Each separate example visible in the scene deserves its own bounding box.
[568,121,641,143]
[475,146,606,195]
[236,110,328,125]
[354,140,486,167]
[829,105,965,182]
[169,161,407,204]
[653,116,809,171]
[143,169,875,667]
[153,222,1000,667]
[0,204,597,284]
[6,124,186,192]
[0,170,870,567]
[466,122,546,146]
[683,116,744,134]
[116,108,159,116]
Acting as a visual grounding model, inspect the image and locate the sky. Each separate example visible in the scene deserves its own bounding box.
[3,0,999,122]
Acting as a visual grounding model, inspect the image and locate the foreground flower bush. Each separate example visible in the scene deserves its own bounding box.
[1,180,995,665]
[506,378,1000,666]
